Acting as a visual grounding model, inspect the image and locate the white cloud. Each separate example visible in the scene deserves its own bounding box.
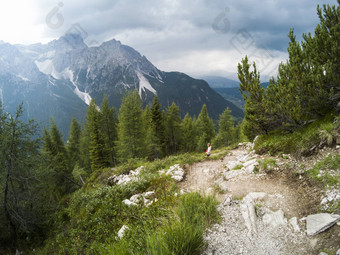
[0,0,336,80]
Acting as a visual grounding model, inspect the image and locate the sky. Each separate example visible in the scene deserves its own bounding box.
[0,0,336,81]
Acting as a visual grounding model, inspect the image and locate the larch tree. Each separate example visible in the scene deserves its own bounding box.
[116,90,146,161]
[100,95,118,166]
[195,104,215,152]
[213,107,234,148]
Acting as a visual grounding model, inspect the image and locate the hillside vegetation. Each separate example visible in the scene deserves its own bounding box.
[0,1,339,254]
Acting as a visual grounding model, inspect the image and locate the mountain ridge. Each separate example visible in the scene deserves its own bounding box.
[0,33,243,136]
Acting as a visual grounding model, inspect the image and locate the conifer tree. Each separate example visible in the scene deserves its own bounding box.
[116,90,145,161]
[87,99,110,171]
[165,102,182,154]
[180,113,196,152]
[195,104,215,151]
[238,56,269,139]
[150,95,166,158]
[67,117,81,169]
[42,119,75,196]
[78,122,91,172]
[213,107,234,148]
[0,104,44,251]
[100,95,118,166]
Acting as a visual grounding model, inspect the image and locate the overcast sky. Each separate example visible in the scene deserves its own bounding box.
[0,0,336,80]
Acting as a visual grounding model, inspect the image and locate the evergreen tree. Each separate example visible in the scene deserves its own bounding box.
[180,114,196,152]
[150,95,166,158]
[0,104,46,252]
[116,90,145,161]
[238,2,340,139]
[195,104,215,151]
[42,119,75,197]
[67,117,81,169]
[213,107,234,148]
[78,122,91,172]
[100,95,118,166]
[165,102,182,154]
[87,100,110,171]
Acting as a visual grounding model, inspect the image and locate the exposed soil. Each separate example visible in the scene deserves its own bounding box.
[180,144,340,255]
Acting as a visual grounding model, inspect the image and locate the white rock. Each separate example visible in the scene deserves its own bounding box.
[226,161,240,170]
[117,225,129,238]
[223,170,243,180]
[306,213,340,236]
[243,158,258,168]
[222,195,233,206]
[289,217,300,232]
[241,194,258,238]
[144,191,155,198]
[243,164,255,173]
[319,252,328,255]
[336,248,340,255]
[130,194,142,203]
[123,199,137,206]
[263,209,287,227]
[219,181,229,192]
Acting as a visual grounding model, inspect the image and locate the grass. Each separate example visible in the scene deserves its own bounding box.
[35,150,221,255]
[260,158,277,173]
[254,114,337,157]
[305,153,340,187]
[232,164,243,170]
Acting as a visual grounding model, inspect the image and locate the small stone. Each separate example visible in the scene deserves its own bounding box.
[123,199,137,206]
[219,181,229,192]
[336,248,340,255]
[222,195,233,206]
[117,225,129,238]
[319,252,328,255]
[289,217,300,232]
[263,209,287,227]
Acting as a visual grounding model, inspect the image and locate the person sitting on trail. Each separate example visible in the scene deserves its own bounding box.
[206,143,212,156]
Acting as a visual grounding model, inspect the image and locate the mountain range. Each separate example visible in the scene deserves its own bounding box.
[0,34,243,136]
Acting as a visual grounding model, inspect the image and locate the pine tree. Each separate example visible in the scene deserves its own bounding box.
[180,114,196,152]
[195,104,215,151]
[67,117,81,169]
[0,105,46,250]
[238,56,269,139]
[42,119,75,196]
[100,95,118,166]
[87,100,110,171]
[165,102,182,154]
[78,122,91,172]
[150,95,166,158]
[213,107,234,148]
[116,90,145,161]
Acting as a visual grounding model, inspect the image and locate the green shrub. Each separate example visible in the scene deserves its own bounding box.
[305,154,340,186]
[260,158,277,173]
[254,114,337,156]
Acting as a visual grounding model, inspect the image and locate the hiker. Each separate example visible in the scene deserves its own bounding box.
[206,143,212,156]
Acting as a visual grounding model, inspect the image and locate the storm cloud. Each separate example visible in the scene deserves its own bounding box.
[0,0,336,80]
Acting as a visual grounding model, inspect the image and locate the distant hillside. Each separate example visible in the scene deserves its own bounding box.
[211,82,270,110]
[201,76,239,88]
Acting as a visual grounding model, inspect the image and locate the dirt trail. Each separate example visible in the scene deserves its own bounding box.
[180,144,339,255]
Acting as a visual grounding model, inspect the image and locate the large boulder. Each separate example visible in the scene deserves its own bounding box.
[306,213,340,236]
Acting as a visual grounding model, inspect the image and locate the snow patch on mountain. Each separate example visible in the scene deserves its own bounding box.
[74,86,92,105]
[136,71,156,96]
[35,59,61,79]
[17,74,30,82]
[62,67,92,106]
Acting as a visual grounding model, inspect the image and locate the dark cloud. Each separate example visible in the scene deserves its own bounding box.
[35,0,337,78]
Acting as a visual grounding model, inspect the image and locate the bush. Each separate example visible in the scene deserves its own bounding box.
[254,114,337,156]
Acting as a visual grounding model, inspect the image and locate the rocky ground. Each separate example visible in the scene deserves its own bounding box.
[180,143,340,255]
